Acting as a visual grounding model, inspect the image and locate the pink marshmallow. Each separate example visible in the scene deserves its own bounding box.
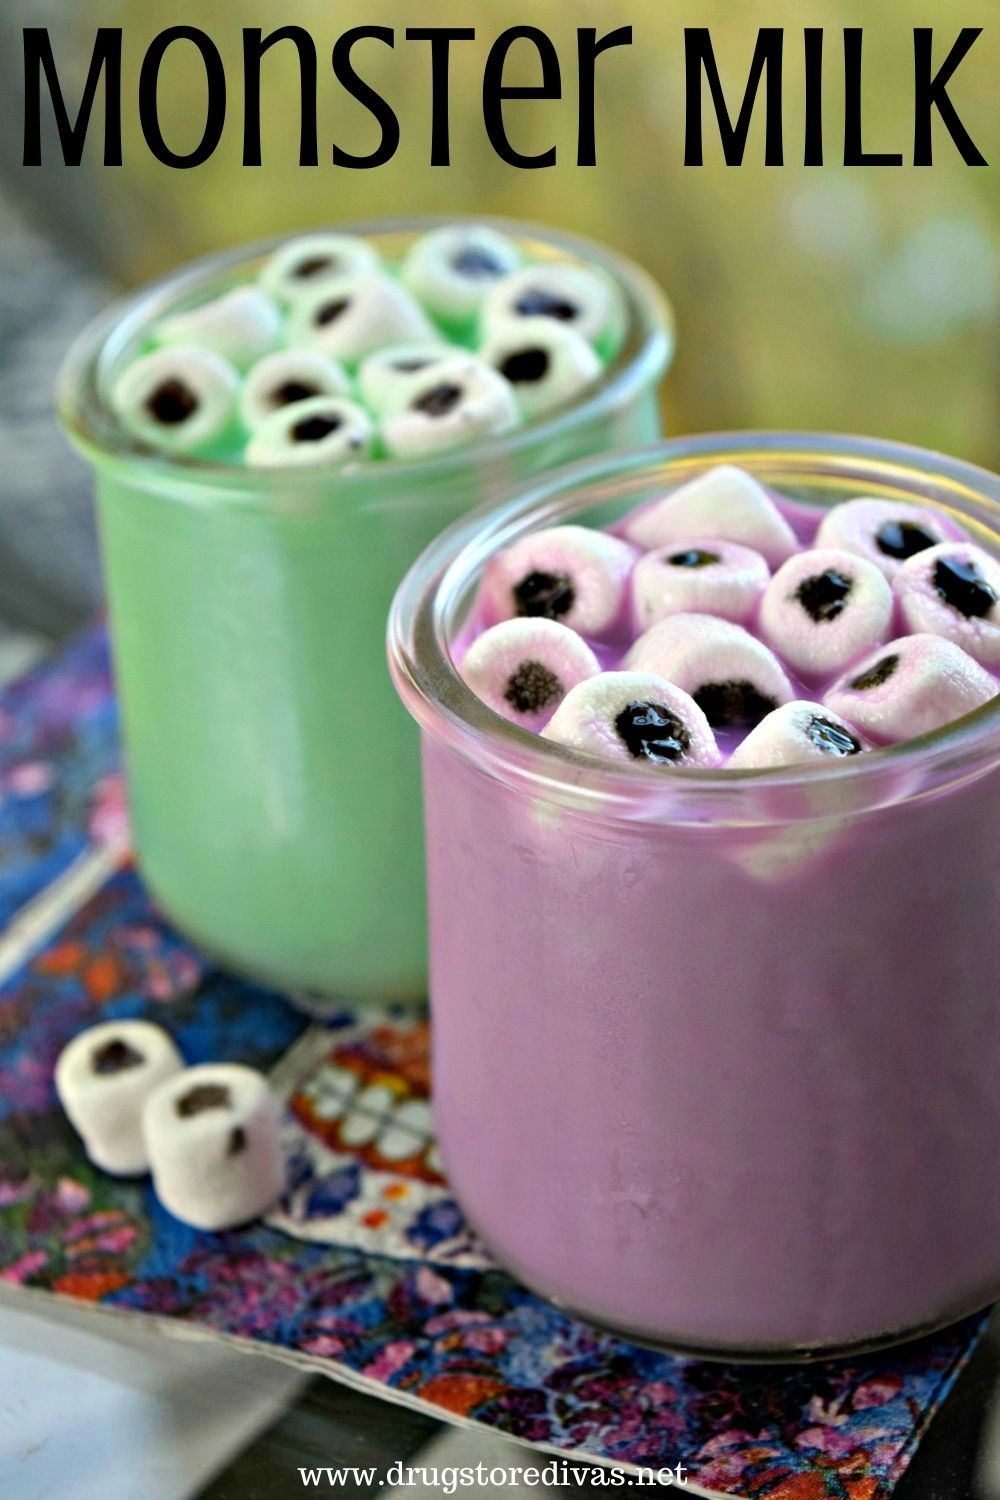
[479,524,636,639]
[824,633,997,744]
[631,538,769,630]
[759,548,893,680]
[625,612,793,728]
[729,700,865,769]
[894,542,1000,667]
[816,497,964,580]
[542,671,720,767]
[460,618,600,730]
[622,465,798,566]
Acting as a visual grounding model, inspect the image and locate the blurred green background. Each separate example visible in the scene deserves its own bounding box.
[47,0,1000,466]
[0,0,997,643]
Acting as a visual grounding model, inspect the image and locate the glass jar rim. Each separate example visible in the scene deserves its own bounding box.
[388,431,1000,825]
[56,214,673,496]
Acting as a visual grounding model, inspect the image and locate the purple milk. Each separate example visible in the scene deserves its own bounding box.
[391,445,1000,1356]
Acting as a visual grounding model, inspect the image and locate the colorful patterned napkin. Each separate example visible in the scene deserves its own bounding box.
[0,628,119,926]
[0,629,988,1496]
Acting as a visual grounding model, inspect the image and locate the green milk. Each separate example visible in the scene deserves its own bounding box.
[60,220,672,1005]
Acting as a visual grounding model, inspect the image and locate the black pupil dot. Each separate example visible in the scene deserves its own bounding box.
[412,382,464,418]
[227,1127,247,1156]
[294,255,333,279]
[392,358,432,373]
[147,379,198,426]
[615,701,691,764]
[851,653,899,691]
[315,297,350,326]
[694,680,777,728]
[292,414,343,442]
[796,568,853,623]
[806,715,862,756]
[452,247,502,279]
[514,289,578,321]
[933,557,997,619]
[875,520,936,560]
[91,1039,144,1075]
[176,1083,232,1118]
[500,348,550,384]
[504,659,563,714]
[512,570,575,621]
[667,549,721,569]
[272,381,318,407]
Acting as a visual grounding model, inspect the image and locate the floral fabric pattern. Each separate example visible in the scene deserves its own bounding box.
[0,627,119,923]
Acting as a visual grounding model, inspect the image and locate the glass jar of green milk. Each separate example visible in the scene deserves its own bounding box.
[58,217,673,1006]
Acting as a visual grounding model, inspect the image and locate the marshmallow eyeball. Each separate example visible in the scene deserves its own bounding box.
[825,633,997,744]
[239,350,350,429]
[759,548,893,680]
[481,524,636,639]
[478,318,603,419]
[111,346,239,455]
[143,1064,286,1231]
[631,539,769,630]
[379,356,520,458]
[288,273,436,365]
[729,700,864,770]
[356,342,458,415]
[542,671,721,768]
[894,543,1000,666]
[460,617,600,729]
[55,1021,184,1176]
[480,263,626,357]
[623,465,799,567]
[258,233,380,303]
[625,612,793,729]
[401,225,523,325]
[156,288,282,369]
[244,396,373,469]
[816,497,964,579]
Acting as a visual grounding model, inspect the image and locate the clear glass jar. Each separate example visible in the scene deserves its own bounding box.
[389,432,1000,1358]
[57,218,672,1006]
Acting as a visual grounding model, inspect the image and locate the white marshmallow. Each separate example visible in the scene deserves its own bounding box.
[461,617,600,730]
[143,1064,286,1231]
[480,263,625,356]
[244,395,373,469]
[631,538,769,630]
[894,543,1000,667]
[824,633,997,744]
[240,350,350,430]
[401,225,522,324]
[288,273,436,365]
[356,342,457,415]
[379,356,519,458]
[111,346,239,455]
[759,548,893,680]
[625,612,793,728]
[259,233,380,303]
[480,524,636,638]
[156,287,282,368]
[542,671,720,768]
[478,318,603,419]
[623,466,798,567]
[729,700,864,769]
[816,497,963,579]
[55,1021,184,1176]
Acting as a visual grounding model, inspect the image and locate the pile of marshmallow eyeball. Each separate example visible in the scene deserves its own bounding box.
[110,226,625,467]
[55,1020,285,1230]
[461,465,1000,770]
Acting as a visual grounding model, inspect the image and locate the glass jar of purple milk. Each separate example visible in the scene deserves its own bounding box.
[388,432,1000,1360]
